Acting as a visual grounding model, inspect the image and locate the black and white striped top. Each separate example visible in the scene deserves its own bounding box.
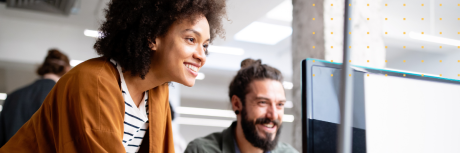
[111,59,149,153]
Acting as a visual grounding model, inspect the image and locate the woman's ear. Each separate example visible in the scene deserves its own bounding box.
[231,95,243,113]
[149,37,160,50]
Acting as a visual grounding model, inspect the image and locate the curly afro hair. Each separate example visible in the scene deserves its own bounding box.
[94,0,226,79]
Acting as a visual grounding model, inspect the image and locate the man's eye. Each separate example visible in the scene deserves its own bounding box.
[278,103,285,107]
[259,101,267,104]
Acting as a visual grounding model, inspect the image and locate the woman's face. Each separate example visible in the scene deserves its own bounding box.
[151,15,210,87]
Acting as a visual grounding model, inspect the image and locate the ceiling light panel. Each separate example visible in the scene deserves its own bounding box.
[409,32,460,46]
[84,29,101,38]
[70,60,83,67]
[208,45,244,55]
[0,93,6,100]
[266,0,293,22]
[234,22,292,45]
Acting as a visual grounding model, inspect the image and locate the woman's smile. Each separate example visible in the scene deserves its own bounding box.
[184,62,200,77]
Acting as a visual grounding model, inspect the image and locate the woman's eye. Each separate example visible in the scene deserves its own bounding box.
[203,44,209,55]
[187,38,195,43]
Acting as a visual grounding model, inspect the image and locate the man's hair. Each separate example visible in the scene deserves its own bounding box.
[36,49,70,77]
[228,58,284,105]
[94,0,227,79]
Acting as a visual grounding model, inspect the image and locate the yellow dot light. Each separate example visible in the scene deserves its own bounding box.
[422,18,424,20]
[385,4,388,6]
[403,18,406,20]
[440,18,442,20]
[367,74,370,77]
[403,4,406,6]
[313,32,315,34]
[385,74,388,76]
[349,4,351,6]
[367,18,369,20]
[313,60,315,62]
[385,32,388,34]
[349,18,352,20]
[331,74,333,77]
[422,46,424,48]
[440,60,442,62]
[385,60,388,62]
[331,46,333,48]
[349,74,351,77]
[385,46,388,48]
[313,4,315,6]
[422,32,424,34]
[313,46,315,48]
[313,74,315,76]
[367,32,370,34]
[422,60,424,62]
[331,60,334,62]
[331,32,333,34]
[403,60,406,62]
[422,4,424,6]
[440,32,442,34]
[403,74,406,77]
[313,18,315,20]
[349,60,352,63]
[367,4,369,6]
[349,46,352,48]
[403,46,406,48]
[367,60,369,63]
[403,32,406,34]
[440,46,442,48]
[331,4,333,6]
[367,46,370,49]
[331,18,333,20]
[440,4,442,6]
[349,32,351,34]
[385,18,388,20]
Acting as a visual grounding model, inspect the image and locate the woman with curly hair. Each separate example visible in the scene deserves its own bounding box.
[0,0,226,152]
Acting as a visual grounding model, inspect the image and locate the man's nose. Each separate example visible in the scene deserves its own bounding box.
[266,104,278,120]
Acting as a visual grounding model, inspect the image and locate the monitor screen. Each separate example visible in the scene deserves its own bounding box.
[301,58,460,153]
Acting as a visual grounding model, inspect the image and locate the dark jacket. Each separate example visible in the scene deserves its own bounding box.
[0,79,56,147]
[185,121,298,153]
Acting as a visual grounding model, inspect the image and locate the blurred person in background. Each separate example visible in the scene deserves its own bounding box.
[0,0,226,152]
[0,49,71,147]
[185,59,298,153]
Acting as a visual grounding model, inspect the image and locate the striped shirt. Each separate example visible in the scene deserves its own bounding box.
[111,59,149,153]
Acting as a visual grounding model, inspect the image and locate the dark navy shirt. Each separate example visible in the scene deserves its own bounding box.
[0,79,56,147]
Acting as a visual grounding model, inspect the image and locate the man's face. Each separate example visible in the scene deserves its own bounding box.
[240,79,286,151]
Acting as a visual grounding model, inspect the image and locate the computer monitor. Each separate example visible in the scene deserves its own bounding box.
[301,58,460,153]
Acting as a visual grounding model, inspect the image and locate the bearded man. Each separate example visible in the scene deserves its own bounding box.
[185,59,298,153]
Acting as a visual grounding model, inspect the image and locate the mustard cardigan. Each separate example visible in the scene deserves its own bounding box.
[0,57,175,153]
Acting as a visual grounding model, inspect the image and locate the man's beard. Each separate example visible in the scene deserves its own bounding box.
[240,106,282,151]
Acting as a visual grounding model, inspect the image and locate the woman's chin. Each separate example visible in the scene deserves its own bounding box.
[179,79,195,87]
